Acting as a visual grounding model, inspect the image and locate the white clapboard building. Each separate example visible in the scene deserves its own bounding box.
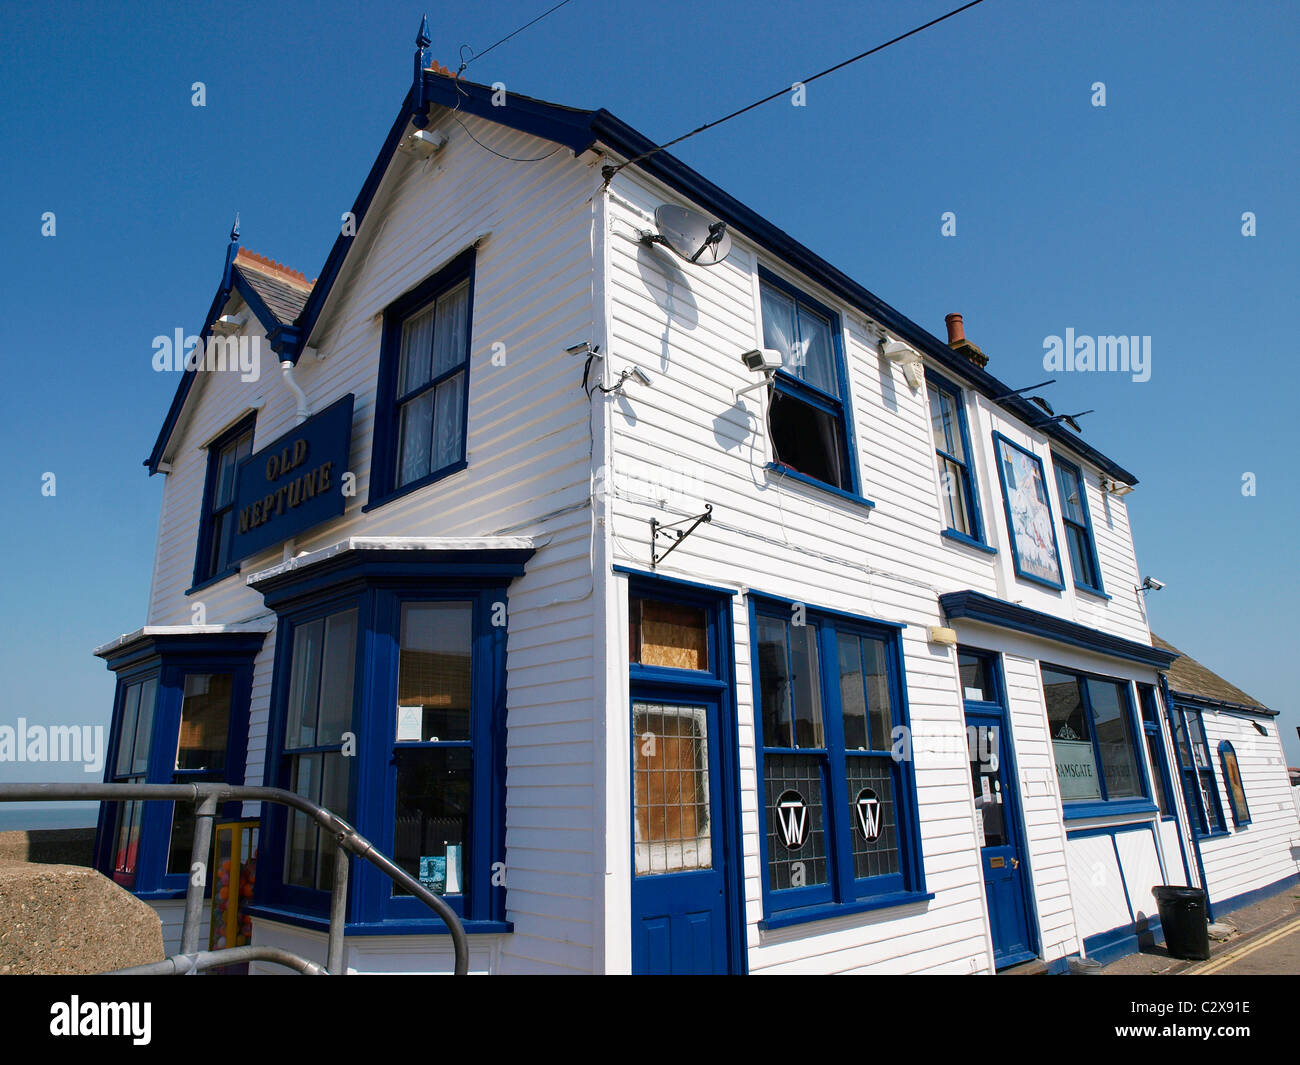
[91,36,1299,974]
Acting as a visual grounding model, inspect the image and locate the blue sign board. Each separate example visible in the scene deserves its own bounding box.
[230,393,355,563]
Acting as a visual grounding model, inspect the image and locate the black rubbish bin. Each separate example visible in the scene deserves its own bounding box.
[1153,885,1210,961]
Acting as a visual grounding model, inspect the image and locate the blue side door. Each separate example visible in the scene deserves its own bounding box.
[630,689,730,974]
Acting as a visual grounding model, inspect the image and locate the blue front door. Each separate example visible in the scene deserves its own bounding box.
[960,650,1037,970]
[630,691,730,974]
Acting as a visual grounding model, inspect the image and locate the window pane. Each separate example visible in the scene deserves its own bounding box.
[317,753,351,891]
[398,302,436,395]
[214,443,239,508]
[847,754,900,879]
[285,619,324,750]
[940,456,973,536]
[397,389,435,487]
[633,703,712,875]
[1087,679,1142,799]
[432,371,465,471]
[757,617,794,747]
[632,597,708,671]
[111,800,143,887]
[769,390,848,490]
[789,622,824,748]
[176,673,232,771]
[317,610,358,746]
[1042,669,1101,800]
[959,653,990,703]
[393,747,471,896]
[763,753,828,890]
[397,602,473,743]
[130,678,158,776]
[115,681,142,776]
[797,305,838,397]
[1186,714,1212,768]
[760,285,797,368]
[862,638,893,751]
[432,282,470,377]
[1055,464,1085,525]
[838,634,868,751]
[1066,526,1098,588]
[286,754,320,888]
[930,388,964,460]
[969,732,1007,848]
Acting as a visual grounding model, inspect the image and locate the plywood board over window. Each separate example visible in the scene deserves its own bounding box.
[630,598,709,672]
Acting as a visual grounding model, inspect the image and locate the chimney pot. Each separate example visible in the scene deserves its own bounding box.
[945,313,965,345]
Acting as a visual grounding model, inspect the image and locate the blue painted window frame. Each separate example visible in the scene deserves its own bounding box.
[1040,663,1154,820]
[365,247,476,513]
[757,268,861,499]
[1217,740,1251,827]
[255,574,510,932]
[1170,704,1227,837]
[1137,683,1177,820]
[925,371,990,550]
[1051,453,1106,597]
[190,412,257,592]
[748,594,927,928]
[991,432,1066,591]
[96,640,258,899]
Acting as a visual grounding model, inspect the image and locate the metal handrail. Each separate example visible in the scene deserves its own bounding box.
[0,782,469,976]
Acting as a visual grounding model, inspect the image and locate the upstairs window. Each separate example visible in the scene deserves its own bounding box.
[193,414,255,588]
[369,249,475,509]
[758,271,856,495]
[926,373,986,545]
[1052,455,1104,595]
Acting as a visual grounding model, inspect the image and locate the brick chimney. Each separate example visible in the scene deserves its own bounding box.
[945,312,988,370]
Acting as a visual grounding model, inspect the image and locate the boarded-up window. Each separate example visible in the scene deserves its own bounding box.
[630,597,708,672]
[633,703,711,875]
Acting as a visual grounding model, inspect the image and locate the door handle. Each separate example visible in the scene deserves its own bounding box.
[1009,857,1020,869]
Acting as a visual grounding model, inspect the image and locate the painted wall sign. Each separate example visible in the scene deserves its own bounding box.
[230,393,355,562]
[1052,738,1101,800]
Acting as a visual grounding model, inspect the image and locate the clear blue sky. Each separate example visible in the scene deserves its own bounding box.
[1,0,1296,796]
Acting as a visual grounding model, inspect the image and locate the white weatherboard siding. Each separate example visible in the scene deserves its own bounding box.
[1193,713,1300,910]
[144,111,607,973]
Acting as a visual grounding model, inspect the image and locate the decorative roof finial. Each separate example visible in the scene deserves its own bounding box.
[229,212,241,244]
[412,15,432,128]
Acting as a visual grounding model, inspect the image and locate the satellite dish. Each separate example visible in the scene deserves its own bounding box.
[644,204,732,266]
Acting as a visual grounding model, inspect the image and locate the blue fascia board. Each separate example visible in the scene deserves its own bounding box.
[1168,689,1277,718]
[940,589,1178,669]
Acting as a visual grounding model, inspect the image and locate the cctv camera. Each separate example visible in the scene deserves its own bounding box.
[629,366,652,387]
[741,348,783,374]
[1141,577,1165,591]
[566,342,598,357]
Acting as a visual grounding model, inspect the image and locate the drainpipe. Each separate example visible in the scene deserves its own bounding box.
[281,360,310,424]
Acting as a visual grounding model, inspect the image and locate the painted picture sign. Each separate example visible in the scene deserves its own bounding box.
[230,393,355,562]
[994,434,1063,587]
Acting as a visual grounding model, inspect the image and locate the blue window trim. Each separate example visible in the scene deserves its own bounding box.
[94,632,265,895]
[990,431,1066,592]
[1169,702,1227,837]
[926,371,990,548]
[252,546,531,931]
[941,528,997,555]
[1039,662,1153,818]
[1138,683,1177,821]
[191,412,257,591]
[757,267,861,499]
[365,246,476,514]
[1217,740,1252,827]
[1051,452,1106,597]
[748,594,926,928]
[764,462,875,510]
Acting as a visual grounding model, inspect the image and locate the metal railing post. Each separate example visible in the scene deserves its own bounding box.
[327,837,349,974]
[180,791,218,956]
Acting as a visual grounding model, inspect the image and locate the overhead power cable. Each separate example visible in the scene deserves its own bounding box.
[601,0,987,186]
[457,0,576,74]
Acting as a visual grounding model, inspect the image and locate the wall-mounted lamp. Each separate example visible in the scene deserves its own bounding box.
[1103,479,1135,496]
[879,336,924,391]
[927,625,958,647]
[399,127,447,159]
